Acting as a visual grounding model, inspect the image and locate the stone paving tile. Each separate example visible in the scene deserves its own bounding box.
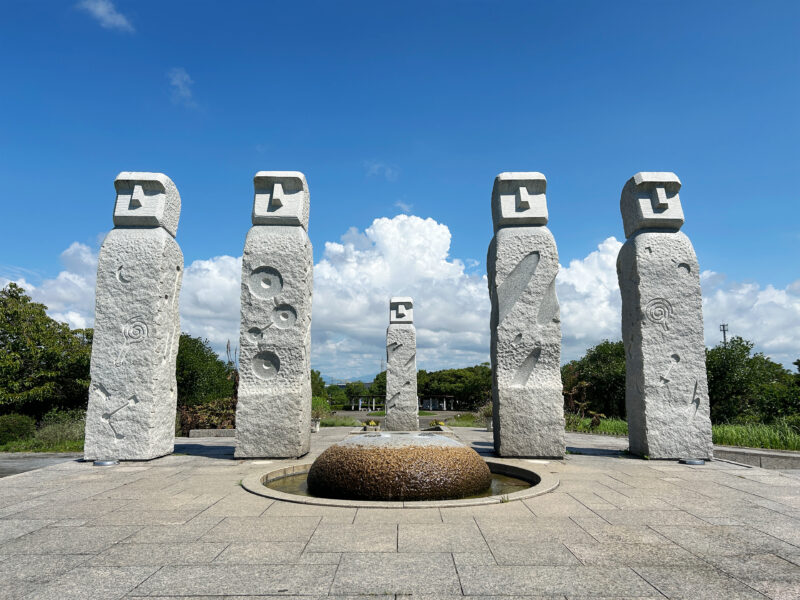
[700,553,800,598]
[132,564,337,596]
[523,493,597,518]
[0,580,43,600]
[212,541,307,564]
[0,553,88,582]
[565,491,618,511]
[353,508,442,523]
[90,509,204,526]
[306,522,397,552]
[477,518,598,545]
[398,522,489,553]
[440,501,535,523]
[654,524,800,557]
[200,493,272,517]
[123,515,223,544]
[592,509,708,526]
[330,552,461,595]
[0,519,54,543]
[298,551,342,564]
[565,541,699,566]
[487,540,581,566]
[11,498,130,520]
[634,565,771,599]
[28,566,159,600]
[91,542,227,566]
[452,551,497,566]
[457,565,660,596]
[570,520,670,544]
[262,501,356,522]
[1,525,141,554]
[0,499,47,519]
[199,516,320,542]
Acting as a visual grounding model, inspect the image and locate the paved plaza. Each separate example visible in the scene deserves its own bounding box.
[1,427,799,599]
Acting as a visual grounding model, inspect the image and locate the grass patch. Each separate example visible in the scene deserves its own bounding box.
[0,438,84,452]
[712,419,800,451]
[564,414,628,436]
[446,413,483,427]
[320,416,363,427]
[366,410,437,416]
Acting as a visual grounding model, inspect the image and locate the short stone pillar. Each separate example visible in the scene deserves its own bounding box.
[84,172,184,461]
[385,297,418,431]
[235,172,313,458]
[487,172,565,457]
[616,172,713,459]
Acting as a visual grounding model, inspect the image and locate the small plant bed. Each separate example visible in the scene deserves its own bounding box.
[365,410,437,416]
[320,416,362,427]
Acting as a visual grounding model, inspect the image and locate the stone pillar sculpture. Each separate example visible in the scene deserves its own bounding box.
[235,171,313,458]
[385,297,418,431]
[84,172,184,461]
[616,172,713,459]
[487,172,565,457]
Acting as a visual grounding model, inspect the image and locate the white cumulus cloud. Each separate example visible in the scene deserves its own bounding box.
[3,225,797,378]
[76,0,134,33]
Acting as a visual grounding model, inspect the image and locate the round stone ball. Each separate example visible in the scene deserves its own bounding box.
[307,433,492,501]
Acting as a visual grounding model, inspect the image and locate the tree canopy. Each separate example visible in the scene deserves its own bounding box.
[0,283,92,418]
[561,340,626,418]
[706,336,798,423]
[175,333,234,407]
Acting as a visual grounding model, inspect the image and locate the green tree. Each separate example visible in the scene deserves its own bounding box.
[175,334,234,407]
[706,337,798,423]
[344,381,367,404]
[369,371,386,396]
[561,340,626,418]
[326,384,348,407]
[0,283,92,418]
[310,369,326,398]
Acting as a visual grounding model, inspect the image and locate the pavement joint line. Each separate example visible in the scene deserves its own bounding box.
[473,515,499,566]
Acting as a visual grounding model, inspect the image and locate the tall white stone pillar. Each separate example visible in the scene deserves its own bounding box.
[84,172,184,461]
[487,173,565,457]
[235,172,313,458]
[617,172,713,459]
[385,297,418,431]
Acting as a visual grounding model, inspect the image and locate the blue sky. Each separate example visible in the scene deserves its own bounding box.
[1,1,798,378]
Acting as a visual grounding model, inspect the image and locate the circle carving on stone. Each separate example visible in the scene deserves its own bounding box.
[252,350,280,380]
[272,304,297,329]
[249,266,283,300]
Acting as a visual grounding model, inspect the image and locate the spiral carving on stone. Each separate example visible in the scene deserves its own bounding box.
[123,318,149,343]
[645,298,673,332]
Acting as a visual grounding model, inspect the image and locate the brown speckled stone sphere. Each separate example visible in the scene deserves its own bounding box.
[307,433,492,501]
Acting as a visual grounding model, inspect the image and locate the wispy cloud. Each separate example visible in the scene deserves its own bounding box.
[364,160,399,182]
[168,67,197,108]
[76,0,134,33]
[394,200,413,213]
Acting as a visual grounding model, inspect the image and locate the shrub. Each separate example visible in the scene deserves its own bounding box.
[311,396,332,419]
[177,397,235,435]
[0,413,36,444]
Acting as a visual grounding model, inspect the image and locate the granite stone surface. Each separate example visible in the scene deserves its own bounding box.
[617,172,713,459]
[385,297,418,431]
[236,172,313,458]
[488,172,565,457]
[85,172,184,461]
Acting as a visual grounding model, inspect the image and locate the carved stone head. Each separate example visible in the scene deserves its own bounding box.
[620,172,684,238]
[252,171,309,230]
[390,297,414,324]
[491,172,548,232]
[113,172,181,237]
